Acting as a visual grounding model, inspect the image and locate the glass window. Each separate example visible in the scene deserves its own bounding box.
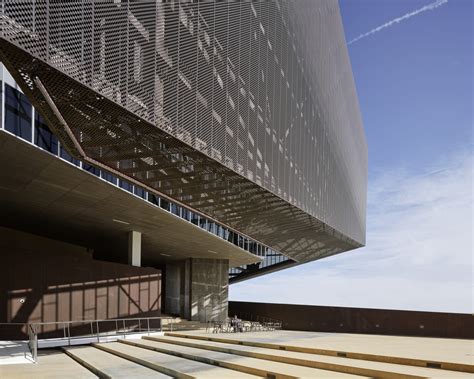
[101,170,117,184]
[119,179,133,193]
[60,146,80,166]
[182,208,191,221]
[170,203,180,216]
[5,84,32,141]
[134,186,147,199]
[34,113,58,155]
[233,232,238,246]
[208,222,215,234]
[83,163,101,177]
[191,213,199,225]
[160,198,170,211]
[148,193,160,206]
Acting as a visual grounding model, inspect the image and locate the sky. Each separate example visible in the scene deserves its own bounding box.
[230,0,473,313]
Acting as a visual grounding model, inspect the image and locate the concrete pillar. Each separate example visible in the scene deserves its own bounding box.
[182,259,191,319]
[128,231,141,267]
[165,263,181,315]
[163,258,229,322]
[189,258,229,322]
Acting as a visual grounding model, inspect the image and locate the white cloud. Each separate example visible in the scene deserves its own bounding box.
[348,0,448,45]
[230,149,473,313]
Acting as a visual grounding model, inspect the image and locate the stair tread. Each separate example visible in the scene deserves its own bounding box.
[0,350,98,379]
[128,338,369,378]
[151,335,473,378]
[167,331,473,369]
[97,341,257,378]
[65,345,171,378]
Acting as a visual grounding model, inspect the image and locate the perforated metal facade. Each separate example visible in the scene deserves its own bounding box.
[0,0,367,265]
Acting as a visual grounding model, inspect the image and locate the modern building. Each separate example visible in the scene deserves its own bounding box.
[0,0,367,333]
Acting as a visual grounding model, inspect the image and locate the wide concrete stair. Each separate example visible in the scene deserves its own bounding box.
[65,341,257,378]
[64,345,172,378]
[4,330,472,379]
[135,332,473,379]
[58,332,472,379]
[34,331,471,379]
[162,333,474,374]
[120,338,366,378]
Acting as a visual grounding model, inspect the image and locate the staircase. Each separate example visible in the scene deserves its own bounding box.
[2,332,472,378]
[62,333,473,378]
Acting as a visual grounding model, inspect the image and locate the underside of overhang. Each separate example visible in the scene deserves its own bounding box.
[0,131,260,268]
[0,40,361,264]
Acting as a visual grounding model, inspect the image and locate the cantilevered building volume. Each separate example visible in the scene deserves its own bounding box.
[0,0,367,328]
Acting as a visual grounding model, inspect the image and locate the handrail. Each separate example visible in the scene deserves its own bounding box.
[206,314,283,334]
[0,316,177,363]
[231,311,283,325]
[27,323,37,363]
[20,316,175,326]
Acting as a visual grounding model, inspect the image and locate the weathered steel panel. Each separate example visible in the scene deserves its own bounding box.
[0,0,367,263]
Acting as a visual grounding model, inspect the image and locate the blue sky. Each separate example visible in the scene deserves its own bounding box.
[230,0,473,313]
[343,0,472,173]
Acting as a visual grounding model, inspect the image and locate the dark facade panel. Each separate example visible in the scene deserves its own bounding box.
[0,227,161,340]
[0,0,367,264]
[229,301,474,339]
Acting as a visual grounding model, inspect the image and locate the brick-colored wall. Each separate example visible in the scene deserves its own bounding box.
[229,301,473,339]
[0,227,161,339]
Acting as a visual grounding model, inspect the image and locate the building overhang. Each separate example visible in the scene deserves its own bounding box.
[0,130,261,268]
[0,39,362,264]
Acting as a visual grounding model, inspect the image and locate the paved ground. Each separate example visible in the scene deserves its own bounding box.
[176,329,474,366]
[0,341,32,365]
[0,350,97,379]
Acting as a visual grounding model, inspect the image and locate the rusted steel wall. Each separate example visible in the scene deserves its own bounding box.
[0,227,161,340]
[229,301,473,339]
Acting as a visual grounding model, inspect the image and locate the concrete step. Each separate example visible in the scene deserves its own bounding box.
[95,341,257,378]
[149,335,474,379]
[64,345,172,378]
[165,332,474,374]
[122,338,368,378]
[0,349,98,379]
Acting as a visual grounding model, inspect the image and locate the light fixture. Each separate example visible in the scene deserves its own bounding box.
[112,219,130,225]
[160,253,171,257]
[207,250,218,254]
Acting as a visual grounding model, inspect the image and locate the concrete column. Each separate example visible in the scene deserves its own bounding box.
[164,263,181,315]
[164,258,229,322]
[163,258,229,321]
[128,231,141,267]
[189,258,229,322]
[182,259,191,319]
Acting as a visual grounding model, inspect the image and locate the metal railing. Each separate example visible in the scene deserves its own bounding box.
[27,323,38,363]
[3,316,175,363]
[231,312,283,326]
[206,315,282,334]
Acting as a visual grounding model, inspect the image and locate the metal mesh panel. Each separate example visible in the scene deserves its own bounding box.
[0,0,367,263]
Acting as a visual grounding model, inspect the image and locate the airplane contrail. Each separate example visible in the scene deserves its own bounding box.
[348,0,449,45]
